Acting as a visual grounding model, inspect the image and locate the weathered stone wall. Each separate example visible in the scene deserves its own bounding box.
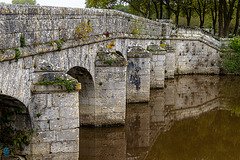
[148,45,166,88]
[0,4,172,50]
[95,66,127,126]
[28,91,79,159]
[165,48,175,78]
[170,39,220,74]
[127,46,151,103]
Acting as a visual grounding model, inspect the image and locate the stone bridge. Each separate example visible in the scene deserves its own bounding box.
[0,4,224,157]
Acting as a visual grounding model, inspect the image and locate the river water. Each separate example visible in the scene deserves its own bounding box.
[79,75,240,160]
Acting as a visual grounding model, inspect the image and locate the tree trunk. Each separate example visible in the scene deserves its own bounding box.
[211,0,218,35]
[153,0,159,19]
[187,9,192,26]
[160,0,163,19]
[175,13,179,25]
[234,0,240,35]
[223,21,230,37]
[219,0,224,37]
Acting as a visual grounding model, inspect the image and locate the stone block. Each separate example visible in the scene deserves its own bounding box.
[43,153,79,160]
[32,131,56,143]
[51,141,79,153]
[32,120,50,132]
[50,118,79,130]
[52,92,78,108]
[56,129,79,141]
[31,143,50,154]
[60,107,79,119]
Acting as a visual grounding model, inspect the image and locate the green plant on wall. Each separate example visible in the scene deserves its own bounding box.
[221,36,240,74]
[131,20,143,35]
[20,35,25,48]
[14,48,21,62]
[75,21,93,40]
[56,40,63,51]
[37,77,78,92]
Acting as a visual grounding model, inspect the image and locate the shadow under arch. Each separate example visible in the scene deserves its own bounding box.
[67,66,95,126]
[0,94,32,152]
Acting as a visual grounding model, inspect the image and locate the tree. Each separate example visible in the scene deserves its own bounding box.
[122,0,153,18]
[86,0,118,8]
[12,0,36,5]
[181,0,194,26]
[219,0,224,37]
[152,0,164,19]
[209,0,218,34]
[164,0,182,24]
[222,0,237,37]
[234,0,240,36]
[194,0,208,28]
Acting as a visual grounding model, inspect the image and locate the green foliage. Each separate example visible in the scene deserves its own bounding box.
[75,22,93,40]
[131,21,143,35]
[20,35,25,48]
[221,36,240,74]
[37,77,78,92]
[86,0,118,8]
[0,108,34,153]
[36,113,41,118]
[56,40,63,51]
[147,46,154,52]
[104,59,117,65]
[12,0,36,5]
[229,36,240,52]
[14,48,21,62]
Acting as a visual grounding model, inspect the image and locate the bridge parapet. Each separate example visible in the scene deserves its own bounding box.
[174,26,221,49]
[0,4,172,50]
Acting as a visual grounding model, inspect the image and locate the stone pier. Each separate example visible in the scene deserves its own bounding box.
[127,46,151,103]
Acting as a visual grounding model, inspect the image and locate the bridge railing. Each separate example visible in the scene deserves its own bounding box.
[174,25,222,49]
[0,4,172,50]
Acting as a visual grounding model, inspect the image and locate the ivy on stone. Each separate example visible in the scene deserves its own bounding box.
[14,48,21,62]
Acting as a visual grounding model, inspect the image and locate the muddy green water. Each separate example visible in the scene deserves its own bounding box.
[79,75,240,160]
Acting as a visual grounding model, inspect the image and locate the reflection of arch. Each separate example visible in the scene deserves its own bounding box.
[0,94,32,150]
[67,67,95,126]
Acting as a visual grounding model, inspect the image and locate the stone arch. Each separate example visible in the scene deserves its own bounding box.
[67,66,95,126]
[0,94,32,151]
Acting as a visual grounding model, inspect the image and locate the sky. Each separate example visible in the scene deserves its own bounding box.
[0,0,86,8]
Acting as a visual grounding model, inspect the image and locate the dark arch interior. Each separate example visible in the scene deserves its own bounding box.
[67,66,95,126]
[0,94,32,152]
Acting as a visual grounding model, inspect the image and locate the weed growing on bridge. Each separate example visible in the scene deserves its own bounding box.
[56,40,63,51]
[36,113,41,118]
[106,41,115,49]
[37,77,78,92]
[20,35,25,48]
[160,43,166,49]
[104,59,117,65]
[131,20,143,35]
[75,22,92,40]
[14,48,21,62]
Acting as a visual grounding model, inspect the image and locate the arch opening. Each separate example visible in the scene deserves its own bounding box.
[67,66,95,126]
[0,94,32,153]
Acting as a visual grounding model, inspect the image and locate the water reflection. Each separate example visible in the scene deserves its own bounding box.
[79,75,240,160]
